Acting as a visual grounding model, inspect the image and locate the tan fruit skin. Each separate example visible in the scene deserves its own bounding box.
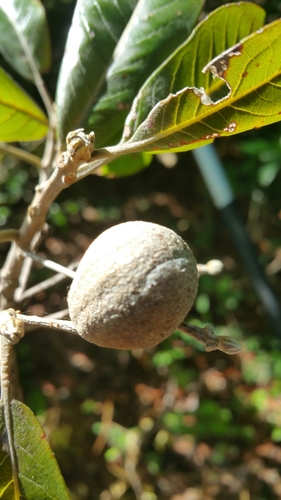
[68,221,198,350]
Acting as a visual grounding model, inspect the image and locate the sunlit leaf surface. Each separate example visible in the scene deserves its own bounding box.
[0,0,51,80]
[0,423,14,499]
[125,2,265,138]
[56,0,137,145]
[121,18,281,154]
[0,401,70,499]
[0,68,48,142]
[87,0,204,148]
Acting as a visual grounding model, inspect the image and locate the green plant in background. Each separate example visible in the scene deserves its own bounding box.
[0,0,281,498]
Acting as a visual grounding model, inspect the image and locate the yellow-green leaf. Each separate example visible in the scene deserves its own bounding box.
[0,447,14,499]
[124,2,265,139]
[86,0,204,148]
[0,68,48,142]
[123,18,281,153]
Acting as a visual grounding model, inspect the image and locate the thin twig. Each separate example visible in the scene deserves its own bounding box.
[16,313,78,335]
[0,229,19,243]
[45,308,69,319]
[16,263,78,302]
[179,321,241,355]
[11,18,55,128]
[8,13,57,174]
[15,226,50,302]
[41,129,57,172]
[75,141,152,179]
[14,257,33,303]
[0,143,42,169]
[22,250,76,279]
[23,310,70,332]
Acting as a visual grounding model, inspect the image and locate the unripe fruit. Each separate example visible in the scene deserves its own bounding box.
[68,221,198,350]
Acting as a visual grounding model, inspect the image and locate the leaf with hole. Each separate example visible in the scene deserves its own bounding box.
[124,2,265,140]
[119,17,281,154]
[86,0,204,148]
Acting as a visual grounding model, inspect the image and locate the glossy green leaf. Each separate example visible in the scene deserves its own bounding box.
[0,0,51,80]
[119,18,281,154]
[125,2,265,138]
[0,67,48,142]
[100,152,153,177]
[87,0,204,148]
[0,400,70,499]
[56,0,137,145]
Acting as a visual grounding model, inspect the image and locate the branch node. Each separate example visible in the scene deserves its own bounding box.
[28,205,41,219]
[35,184,43,193]
[63,172,77,185]
[0,309,25,344]
[66,128,95,162]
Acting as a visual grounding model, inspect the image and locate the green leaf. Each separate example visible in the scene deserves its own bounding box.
[0,439,14,499]
[0,400,70,500]
[87,0,204,148]
[0,0,51,80]
[0,67,48,142]
[120,17,281,154]
[56,0,137,145]
[100,152,153,177]
[125,2,265,138]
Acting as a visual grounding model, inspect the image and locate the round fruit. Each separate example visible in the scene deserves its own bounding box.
[68,221,198,349]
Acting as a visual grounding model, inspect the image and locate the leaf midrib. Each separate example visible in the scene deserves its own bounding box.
[130,57,280,146]
[0,100,47,124]
[127,20,281,147]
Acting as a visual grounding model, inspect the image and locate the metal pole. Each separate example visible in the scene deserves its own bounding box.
[193,144,281,339]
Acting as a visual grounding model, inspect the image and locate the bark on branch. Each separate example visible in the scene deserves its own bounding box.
[0,130,95,309]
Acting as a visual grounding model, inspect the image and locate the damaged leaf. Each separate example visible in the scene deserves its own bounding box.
[86,0,204,148]
[120,17,281,154]
[124,2,265,140]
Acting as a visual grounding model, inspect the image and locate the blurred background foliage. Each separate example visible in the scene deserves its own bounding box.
[1,0,281,499]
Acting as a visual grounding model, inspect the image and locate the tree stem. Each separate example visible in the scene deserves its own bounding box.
[0,335,20,498]
[16,313,78,335]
